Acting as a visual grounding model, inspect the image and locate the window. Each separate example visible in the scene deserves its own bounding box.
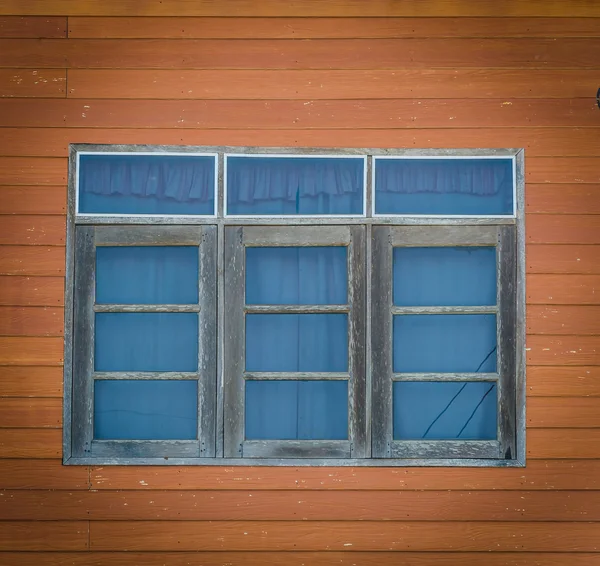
[64,146,525,466]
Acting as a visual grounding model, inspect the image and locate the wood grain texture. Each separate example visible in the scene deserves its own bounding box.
[527,335,600,366]
[529,398,600,428]
[0,186,66,214]
[0,157,67,185]
[0,69,66,97]
[2,127,600,158]
[527,305,600,335]
[0,16,67,38]
[66,69,598,99]
[527,245,600,274]
[0,428,62,458]
[0,459,88,489]
[528,366,600,397]
[0,521,87,551]
[529,429,600,459]
[0,306,64,336]
[0,366,63,397]
[528,215,600,245]
[0,216,65,245]
[527,185,600,214]
[3,1,600,17]
[66,17,600,39]
[527,274,600,305]
[0,99,595,129]
[1,552,599,566]
[0,276,64,306]
[0,246,65,276]
[0,398,62,428]
[89,520,600,551]
[1,489,600,521]
[0,337,63,366]
[528,158,600,184]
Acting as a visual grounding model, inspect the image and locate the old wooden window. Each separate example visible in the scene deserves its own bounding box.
[64,146,525,466]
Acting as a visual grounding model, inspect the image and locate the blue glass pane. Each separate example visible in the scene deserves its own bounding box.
[227,156,364,215]
[246,247,347,305]
[393,247,496,306]
[94,380,197,440]
[393,314,497,373]
[246,314,348,372]
[95,313,198,372]
[79,154,215,215]
[375,158,514,215]
[393,381,497,440]
[245,380,348,440]
[96,246,198,304]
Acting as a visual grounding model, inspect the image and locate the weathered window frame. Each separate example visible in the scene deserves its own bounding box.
[64,145,526,467]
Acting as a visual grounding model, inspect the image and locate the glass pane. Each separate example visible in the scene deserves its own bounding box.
[78,154,215,215]
[393,381,497,440]
[393,247,496,306]
[375,158,514,215]
[96,246,198,304]
[246,247,347,305]
[245,380,348,440]
[246,314,348,372]
[393,314,497,373]
[95,313,198,372]
[227,156,364,215]
[94,380,197,440]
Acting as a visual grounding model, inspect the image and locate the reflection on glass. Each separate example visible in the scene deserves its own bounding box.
[94,380,198,440]
[393,314,497,373]
[246,247,347,305]
[393,381,497,440]
[245,380,348,440]
[246,314,348,372]
[96,246,198,304]
[227,156,364,215]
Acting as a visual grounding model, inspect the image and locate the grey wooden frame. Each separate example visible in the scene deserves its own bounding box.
[63,144,525,467]
[70,225,217,459]
[223,225,367,459]
[371,225,517,460]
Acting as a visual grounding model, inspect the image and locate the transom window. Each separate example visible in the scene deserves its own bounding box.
[64,146,525,466]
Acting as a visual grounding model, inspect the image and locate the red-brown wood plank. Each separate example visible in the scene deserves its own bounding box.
[0,459,88,489]
[0,398,61,428]
[529,398,600,428]
[89,520,600,551]
[0,366,63,397]
[0,16,67,38]
[0,522,87,551]
[527,245,600,275]
[0,99,595,129]
[0,276,64,306]
[0,69,66,97]
[527,274,600,305]
[66,69,598,99]
[0,246,65,276]
[528,215,600,245]
[0,306,64,336]
[0,216,65,245]
[528,158,600,184]
[0,157,67,185]
[527,184,600,214]
[527,306,600,335]
[67,17,600,39]
[0,337,63,366]
[527,335,600,366]
[0,186,66,214]
[528,366,600,397]
[91,459,600,491]
[529,429,600,459]
[0,428,63,458]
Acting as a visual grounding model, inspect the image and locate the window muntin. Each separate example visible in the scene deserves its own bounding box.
[65,146,524,466]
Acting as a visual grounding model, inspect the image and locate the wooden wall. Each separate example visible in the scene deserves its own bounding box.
[0,1,599,564]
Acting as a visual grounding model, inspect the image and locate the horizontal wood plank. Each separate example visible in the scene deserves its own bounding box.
[0,157,67,185]
[528,215,600,245]
[527,305,600,335]
[67,17,600,39]
[3,1,600,17]
[2,38,600,69]
[0,428,63,457]
[528,158,600,184]
[527,245,600,274]
[0,366,63,397]
[0,186,66,214]
[0,398,61,427]
[0,16,67,38]
[0,306,64,336]
[0,459,87,489]
[529,429,600,459]
[527,335,600,366]
[0,337,63,366]
[527,274,600,305]
[66,69,598,99]
[89,520,600,551]
[1,489,600,521]
[529,397,600,428]
[0,521,87,551]
[527,184,600,214]
[2,128,600,158]
[528,366,600,397]
[0,99,595,129]
[0,216,65,245]
[0,276,64,306]
[0,68,66,97]
[0,246,65,276]
[91,459,600,490]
